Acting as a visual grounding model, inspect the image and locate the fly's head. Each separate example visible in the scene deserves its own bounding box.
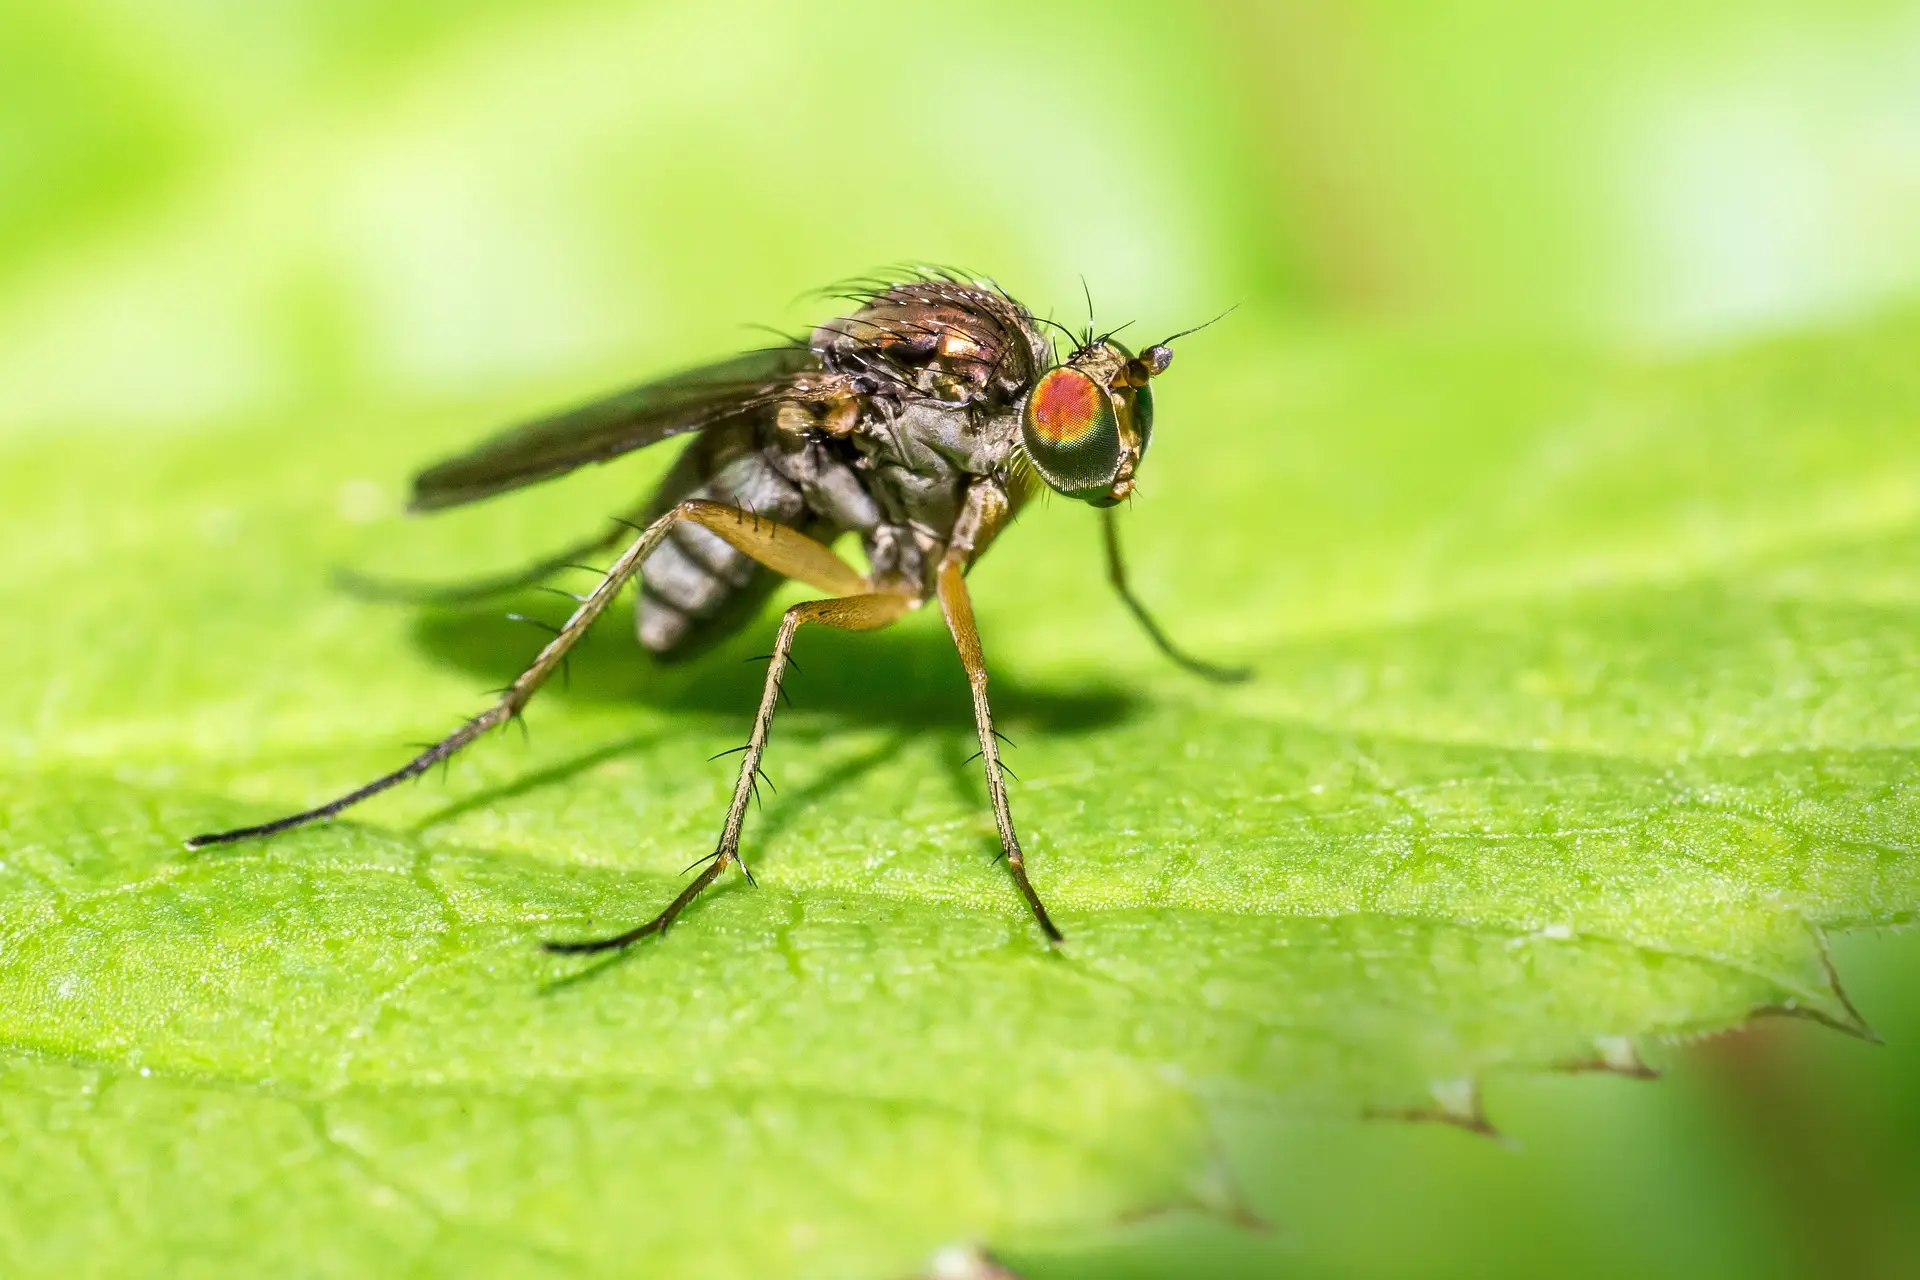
[1018,338,1172,507]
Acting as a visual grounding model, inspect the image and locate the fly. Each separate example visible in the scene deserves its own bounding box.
[186,269,1245,950]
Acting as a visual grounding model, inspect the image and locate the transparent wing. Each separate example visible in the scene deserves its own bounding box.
[409,345,824,512]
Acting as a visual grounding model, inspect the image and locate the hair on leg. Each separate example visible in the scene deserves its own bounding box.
[186,501,870,849]
[936,554,1062,942]
[545,590,913,953]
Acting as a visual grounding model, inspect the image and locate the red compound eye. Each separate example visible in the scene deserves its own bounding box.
[1021,366,1123,499]
[1028,368,1104,445]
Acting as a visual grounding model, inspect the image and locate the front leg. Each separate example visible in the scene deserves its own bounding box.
[1102,506,1249,683]
[935,483,1062,942]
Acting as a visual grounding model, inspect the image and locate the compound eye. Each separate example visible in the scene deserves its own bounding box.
[1021,367,1123,499]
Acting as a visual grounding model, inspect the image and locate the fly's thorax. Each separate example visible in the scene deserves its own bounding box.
[859,398,1022,477]
[842,396,1030,597]
[856,453,968,596]
[812,279,1050,411]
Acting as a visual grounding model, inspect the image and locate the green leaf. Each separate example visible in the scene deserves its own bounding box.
[3,300,1917,1276]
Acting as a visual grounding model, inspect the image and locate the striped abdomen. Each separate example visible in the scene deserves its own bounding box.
[634,420,878,657]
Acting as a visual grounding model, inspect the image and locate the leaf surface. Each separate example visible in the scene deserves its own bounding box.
[4,303,1919,1275]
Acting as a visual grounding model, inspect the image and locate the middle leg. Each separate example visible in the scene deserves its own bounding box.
[545,590,914,953]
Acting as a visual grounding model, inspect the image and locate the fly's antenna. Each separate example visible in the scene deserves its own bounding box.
[1154,302,1240,349]
[1079,275,1097,349]
[1131,303,1240,380]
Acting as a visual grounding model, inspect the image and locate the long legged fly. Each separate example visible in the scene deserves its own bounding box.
[188,269,1243,950]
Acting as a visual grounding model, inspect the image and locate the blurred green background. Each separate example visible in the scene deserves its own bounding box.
[5,1,1919,1276]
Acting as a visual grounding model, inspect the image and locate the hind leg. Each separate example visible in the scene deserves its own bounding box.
[187,501,870,849]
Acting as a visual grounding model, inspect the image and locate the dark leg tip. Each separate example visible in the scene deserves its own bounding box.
[542,920,661,954]
[184,810,336,849]
[542,936,628,956]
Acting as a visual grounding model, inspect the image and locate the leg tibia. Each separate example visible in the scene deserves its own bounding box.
[544,590,912,952]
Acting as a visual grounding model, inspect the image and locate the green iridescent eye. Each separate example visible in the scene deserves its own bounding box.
[1021,367,1123,500]
[1132,379,1154,456]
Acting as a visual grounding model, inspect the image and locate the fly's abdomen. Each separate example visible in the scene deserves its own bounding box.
[635,425,820,657]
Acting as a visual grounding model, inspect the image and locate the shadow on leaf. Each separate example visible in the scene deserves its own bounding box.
[407,597,1139,736]
[392,598,1140,852]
